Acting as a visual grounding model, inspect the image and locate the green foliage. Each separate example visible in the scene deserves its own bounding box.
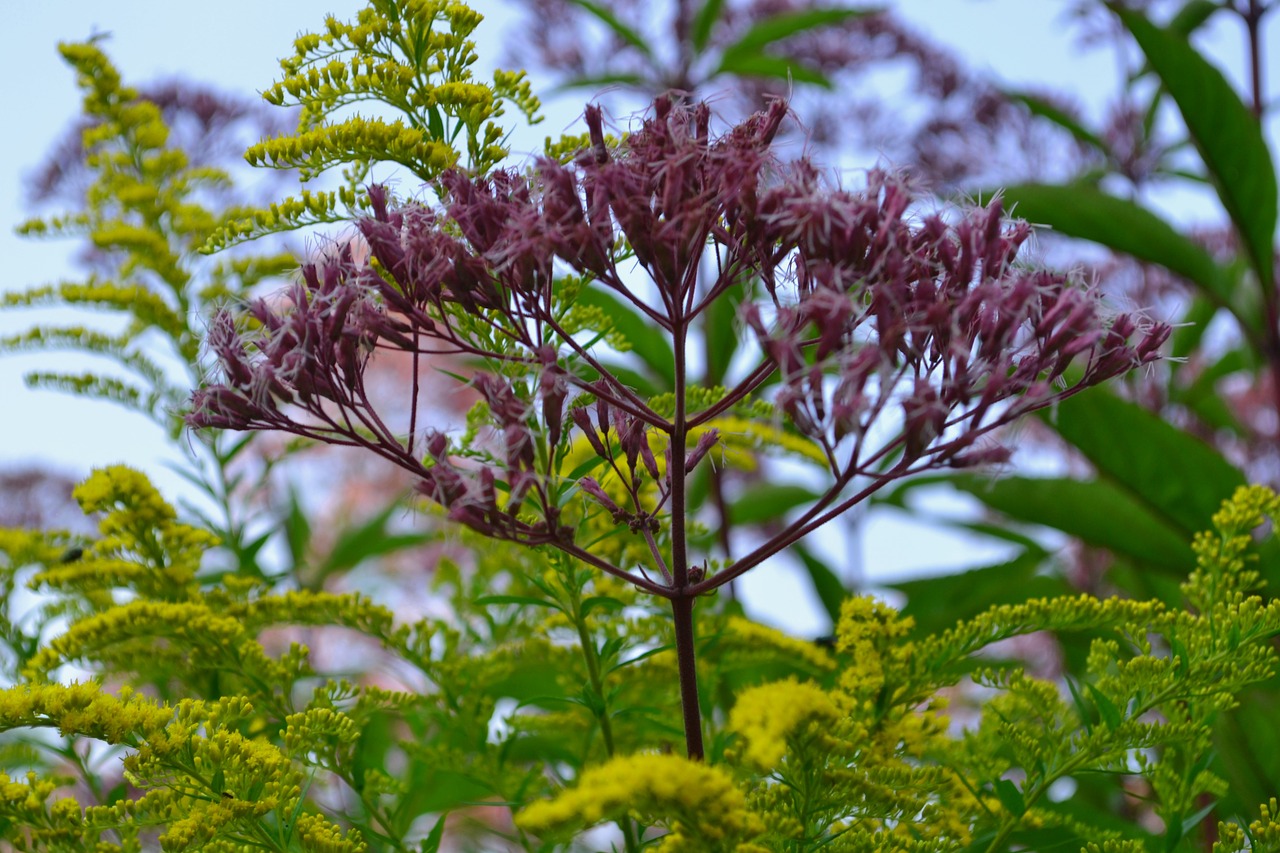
[6,470,1279,850]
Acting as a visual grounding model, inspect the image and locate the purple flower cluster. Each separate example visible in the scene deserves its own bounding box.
[190,95,1168,597]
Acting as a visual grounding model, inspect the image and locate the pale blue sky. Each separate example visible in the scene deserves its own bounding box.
[1,1,1273,627]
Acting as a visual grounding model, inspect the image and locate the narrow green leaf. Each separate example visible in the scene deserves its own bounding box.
[692,0,726,51]
[714,52,831,88]
[1114,5,1277,289]
[420,815,447,853]
[317,501,431,577]
[997,183,1239,319]
[720,7,880,60]
[284,488,312,569]
[474,594,564,612]
[567,0,653,57]
[552,72,647,93]
[1005,91,1110,155]
[1043,388,1245,536]
[606,643,674,675]
[580,595,626,618]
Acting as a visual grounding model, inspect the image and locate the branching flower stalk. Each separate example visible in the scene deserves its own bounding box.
[189,96,1170,759]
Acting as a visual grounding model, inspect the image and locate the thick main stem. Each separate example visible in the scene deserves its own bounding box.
[669,318,705,759]
[671,595,704,759]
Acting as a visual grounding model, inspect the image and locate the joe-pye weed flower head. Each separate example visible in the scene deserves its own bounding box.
[190,94,1168,757]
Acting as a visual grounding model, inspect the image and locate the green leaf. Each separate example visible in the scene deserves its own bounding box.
[794,544,847,625]
[575,288,674,385]
[996,183,1239,320]
[419,815,447,853]
[1113,5,1277,290]
[1005,91,1110,155]
[714,52,832,88]
[728,483,820,525]
[993,778,1026,817]
[284,488,312,569]
[1085,682,1122,730]
[892,550,1068,638]
[567,0,653,57]
[946,474,1195,573]
[580,595,626,618]
[692,0,726,51]
[1169,0,1223,36]
[474,594,564,612]
[720,7,881,61]
[1043,387,1246,536]
[316,501,431,578]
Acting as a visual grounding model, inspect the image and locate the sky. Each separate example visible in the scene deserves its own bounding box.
[1,1,1275,629]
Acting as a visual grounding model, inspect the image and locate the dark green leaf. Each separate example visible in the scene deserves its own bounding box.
[728,483,820,525]
[714,52,831,88]
[1169,0,1223,36]
[420,815,447,853]
[794,544,846,626]
[892,550,1069,638]
[1043,387,1245,536]
[946,474,1195,573]
[997,183,1238,319]
[692,0,726,51]
[316,501,431,578]
[1085,682,1122,730]
[567,0,653,57]
[1114,5,1277,290]
[993,778,1025,817]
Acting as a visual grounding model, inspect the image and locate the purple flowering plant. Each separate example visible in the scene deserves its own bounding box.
[189,94,1169,760]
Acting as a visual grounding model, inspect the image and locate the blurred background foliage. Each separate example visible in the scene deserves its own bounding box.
[1,0,1278,848]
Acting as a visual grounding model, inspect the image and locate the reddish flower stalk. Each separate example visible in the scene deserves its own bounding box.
[190,95,1169,759]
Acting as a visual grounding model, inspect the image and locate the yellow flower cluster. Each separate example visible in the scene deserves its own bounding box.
[835,595,916,700]
[517,752,764,849]
[728,677,841,769]
[725,616,836,674]
[208,0,540,251]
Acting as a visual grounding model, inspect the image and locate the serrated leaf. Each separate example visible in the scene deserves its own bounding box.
[1114,5,1277,290]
